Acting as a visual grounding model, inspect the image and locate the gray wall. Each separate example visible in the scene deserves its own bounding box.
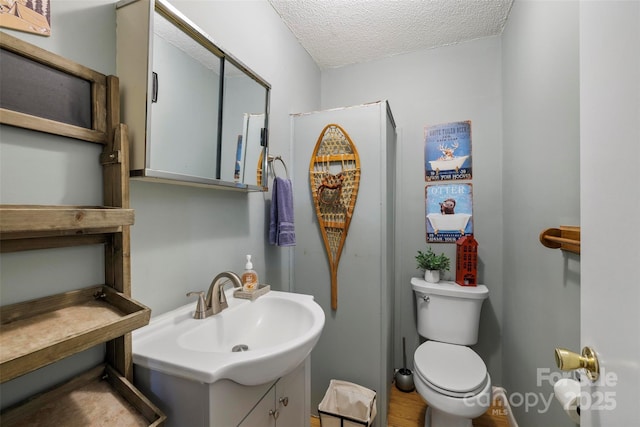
[0,0,320,410]
[130,0,321,314]
[320,37,505,386]
[0,1,125,409]
[501,2,581,426]
[320,3,582,427]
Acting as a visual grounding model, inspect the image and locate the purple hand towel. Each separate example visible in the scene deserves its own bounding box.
[269,176,296,246]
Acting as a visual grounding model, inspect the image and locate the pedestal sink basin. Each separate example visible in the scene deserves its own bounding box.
[133,289,325,386]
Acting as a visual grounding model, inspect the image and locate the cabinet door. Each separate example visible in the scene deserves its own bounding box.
[275,363,307,427]
[239,387,276,427]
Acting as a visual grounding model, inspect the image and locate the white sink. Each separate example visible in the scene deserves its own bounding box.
[133,289,325,386]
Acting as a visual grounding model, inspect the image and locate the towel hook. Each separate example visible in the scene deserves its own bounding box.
[268,155,289,179]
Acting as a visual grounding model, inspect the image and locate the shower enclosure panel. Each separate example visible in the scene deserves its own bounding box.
[291,101,397,427]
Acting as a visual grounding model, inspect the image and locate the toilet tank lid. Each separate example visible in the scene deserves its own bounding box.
[411,278,488,299]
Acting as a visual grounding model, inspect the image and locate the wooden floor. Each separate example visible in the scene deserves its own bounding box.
[311,385,511,427]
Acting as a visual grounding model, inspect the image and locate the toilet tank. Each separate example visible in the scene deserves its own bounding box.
[411,278,488,345]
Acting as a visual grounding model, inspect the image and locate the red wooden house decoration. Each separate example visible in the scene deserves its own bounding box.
[456,236,478,286]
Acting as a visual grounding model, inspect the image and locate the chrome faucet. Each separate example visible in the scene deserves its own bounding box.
[186,271,243,318]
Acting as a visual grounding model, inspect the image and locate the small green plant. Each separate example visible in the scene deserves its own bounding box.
[416,247,450,272]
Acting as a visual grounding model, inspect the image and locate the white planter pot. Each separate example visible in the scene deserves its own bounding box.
[424,270,440,283]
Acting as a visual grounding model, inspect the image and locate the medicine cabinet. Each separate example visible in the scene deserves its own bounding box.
[116,0,270,191]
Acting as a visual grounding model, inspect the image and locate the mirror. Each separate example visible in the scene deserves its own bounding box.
[150,10,221,180]
[219,60,268,186]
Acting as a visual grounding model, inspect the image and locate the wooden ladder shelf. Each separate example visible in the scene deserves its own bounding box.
[0,31,165,425]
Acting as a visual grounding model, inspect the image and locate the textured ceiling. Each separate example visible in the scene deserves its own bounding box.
[268,0,513,69]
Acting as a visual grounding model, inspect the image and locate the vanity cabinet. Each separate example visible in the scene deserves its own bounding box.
[134,357,310,427]
[0,32,164,425]
[116,0,270,191]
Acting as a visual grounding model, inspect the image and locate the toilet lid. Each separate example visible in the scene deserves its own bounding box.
[415,341,487,397]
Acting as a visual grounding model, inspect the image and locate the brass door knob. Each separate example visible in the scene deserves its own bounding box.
[554,346,599,381]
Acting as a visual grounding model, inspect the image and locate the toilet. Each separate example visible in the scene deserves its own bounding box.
[411,277,491,427]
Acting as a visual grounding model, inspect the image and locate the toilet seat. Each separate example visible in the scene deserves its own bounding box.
[414,341,488,398]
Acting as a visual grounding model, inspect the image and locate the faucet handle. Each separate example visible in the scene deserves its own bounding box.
[186,291,207,319]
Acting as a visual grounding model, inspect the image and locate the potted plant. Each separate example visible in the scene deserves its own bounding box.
[416,247,450,283]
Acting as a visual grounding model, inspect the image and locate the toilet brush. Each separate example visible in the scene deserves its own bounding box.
[395,337,415,392]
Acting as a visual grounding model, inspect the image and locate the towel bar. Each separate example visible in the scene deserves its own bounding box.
[540,226,580,254]
[268,155,289,179]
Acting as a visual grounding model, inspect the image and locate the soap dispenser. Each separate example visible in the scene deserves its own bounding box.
[242,254,258,292]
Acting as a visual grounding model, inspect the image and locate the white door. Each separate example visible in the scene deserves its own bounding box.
[579,2,639,426]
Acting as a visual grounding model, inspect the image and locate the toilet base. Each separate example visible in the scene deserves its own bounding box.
[425,407,473,427]
[415,372,491,427]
